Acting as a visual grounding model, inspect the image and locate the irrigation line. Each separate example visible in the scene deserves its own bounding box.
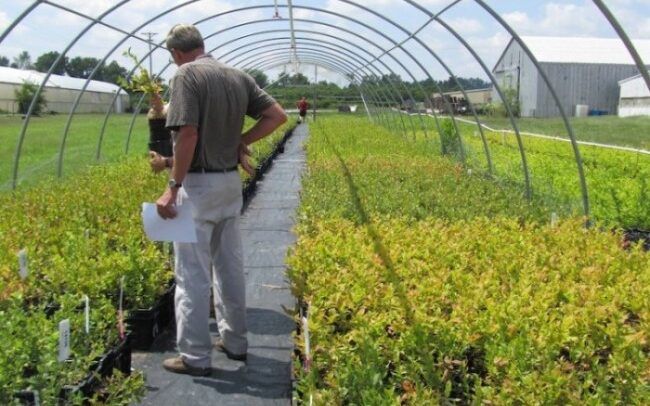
[446,116,650,156]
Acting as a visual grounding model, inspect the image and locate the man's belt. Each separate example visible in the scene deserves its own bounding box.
[189,166,238,173]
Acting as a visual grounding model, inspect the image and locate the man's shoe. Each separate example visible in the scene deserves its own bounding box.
[214,339,247,361]
[162,356,211,376]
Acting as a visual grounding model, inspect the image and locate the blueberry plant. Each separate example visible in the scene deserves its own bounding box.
[0,118,291,403]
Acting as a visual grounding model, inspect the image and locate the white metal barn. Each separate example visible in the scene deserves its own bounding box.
[492,36,650,117]
[0,66,128,114]
[618,75,650,117]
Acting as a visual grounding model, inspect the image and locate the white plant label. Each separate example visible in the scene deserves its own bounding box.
[58,319,71,362]
[118,276,125,339]
[34,391,40,406]
[551,212,559,227]
[84,295,90,334]
[18,249,28,280]
[119,276,124,314]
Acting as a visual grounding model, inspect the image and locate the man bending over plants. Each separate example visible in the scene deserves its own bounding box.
[155,23,287,376]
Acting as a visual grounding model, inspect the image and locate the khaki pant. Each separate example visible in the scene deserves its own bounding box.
[174,171,246,368]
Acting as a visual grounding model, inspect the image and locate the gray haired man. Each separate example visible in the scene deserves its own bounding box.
[157,24,287,376]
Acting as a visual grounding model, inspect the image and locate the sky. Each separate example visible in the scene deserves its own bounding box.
[1,0,649,86]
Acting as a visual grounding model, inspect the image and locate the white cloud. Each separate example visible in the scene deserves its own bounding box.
[51,0,117,18]
[638,18,650,37]
[500,1,649,39]
[538,3,599,36]
[600,2,650,38]
[498,3,600,37]
[174,0,234,21]
[294,9,316,20]
[446,17,483,34]
[503,11,531,28]
[0,11,10,32]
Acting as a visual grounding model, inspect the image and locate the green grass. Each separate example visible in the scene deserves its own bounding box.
[473,115,650,150]
[0,113,150,190]
[0,113,294,191]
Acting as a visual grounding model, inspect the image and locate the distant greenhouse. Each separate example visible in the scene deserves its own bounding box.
[0,66,128,114]
[492,36,650,117]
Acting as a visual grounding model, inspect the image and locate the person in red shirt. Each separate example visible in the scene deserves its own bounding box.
[296,96,309,123]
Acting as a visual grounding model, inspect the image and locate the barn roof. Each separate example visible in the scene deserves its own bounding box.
[618,74,650,98]
[0,66,122,94]
[495,36,650,68]
[619,74,644,85]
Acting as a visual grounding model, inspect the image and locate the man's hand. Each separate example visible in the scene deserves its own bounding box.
[149,151,168,173]
[238,142,255,177]
[156,188,178,219]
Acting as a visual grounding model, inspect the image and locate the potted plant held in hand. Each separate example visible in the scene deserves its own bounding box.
[118,48,173,157]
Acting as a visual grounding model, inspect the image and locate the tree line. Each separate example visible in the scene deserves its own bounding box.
[245,69,490,109]
[0,50,128,85]
[1,51,490,112]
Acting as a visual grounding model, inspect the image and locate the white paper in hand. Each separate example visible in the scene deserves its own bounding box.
[142,203,198,243]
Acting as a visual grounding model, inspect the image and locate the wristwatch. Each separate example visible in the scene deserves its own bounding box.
[168,179,182,189]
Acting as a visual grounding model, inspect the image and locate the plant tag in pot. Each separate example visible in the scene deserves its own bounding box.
[18,249,28,280]
[84,296,90,334]
[59,319,71,362]
[118,277,125,340]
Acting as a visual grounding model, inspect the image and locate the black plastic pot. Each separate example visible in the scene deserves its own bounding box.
[14,390,38,405]
[148,140,173,157]
[126,284,175,350]
[623,228,650,251]
[148,118,172,156]
[57,334,132,404]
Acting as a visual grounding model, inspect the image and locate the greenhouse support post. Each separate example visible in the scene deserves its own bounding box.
[361,92,372,120]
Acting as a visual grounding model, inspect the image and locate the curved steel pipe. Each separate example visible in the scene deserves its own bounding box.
[192,8,435,138]
[251,57,382,119]
[10,0,132,189]
[227,41,415,136]
[57,0,202,176]
[0,1,43,45]
[592,0,650,91]
[240,52,396,128]
[473,0,590,222]
[68,8,430,162]
[119,16,426,144]
[404,0,531,198]
[249,57,379,108]
[4,0,638,214]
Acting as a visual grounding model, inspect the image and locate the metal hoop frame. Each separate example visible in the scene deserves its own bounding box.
[2,0,649,224]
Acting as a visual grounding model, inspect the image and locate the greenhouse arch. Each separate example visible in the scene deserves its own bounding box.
[1,0,649,223]
[1,1,650,404]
